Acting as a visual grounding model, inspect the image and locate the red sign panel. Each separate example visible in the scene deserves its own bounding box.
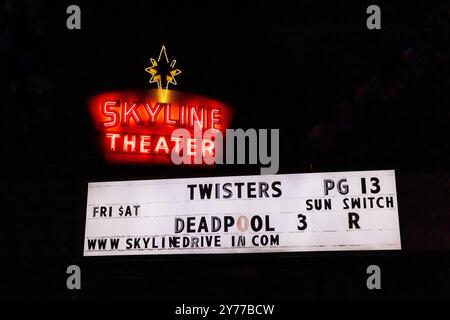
[88,89,233,164]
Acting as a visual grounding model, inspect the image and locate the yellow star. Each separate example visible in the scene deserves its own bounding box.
[145,45,181,102]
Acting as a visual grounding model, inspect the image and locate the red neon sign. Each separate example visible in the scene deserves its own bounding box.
[88,89,233,164]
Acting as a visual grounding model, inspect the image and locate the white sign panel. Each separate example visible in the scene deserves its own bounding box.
[84,170,401,256]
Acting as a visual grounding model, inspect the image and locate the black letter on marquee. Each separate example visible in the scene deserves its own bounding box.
[224,216,235,232]
[324,179,335,195]
[348,212,360,229]
[187,184,197,200]
[297,214,307,231]
[271,181,282,197]
[175,218,184,233]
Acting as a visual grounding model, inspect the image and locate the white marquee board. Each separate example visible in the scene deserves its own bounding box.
[84,170,401,256]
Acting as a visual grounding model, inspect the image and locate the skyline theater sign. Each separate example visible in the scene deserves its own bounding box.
[89,89,233,164]
[84,47,401,256]
[88,46,233,164]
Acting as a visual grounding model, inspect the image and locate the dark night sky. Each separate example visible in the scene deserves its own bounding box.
[1,0,449,299]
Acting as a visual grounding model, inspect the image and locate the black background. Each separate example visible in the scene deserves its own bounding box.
[1,0,449,300]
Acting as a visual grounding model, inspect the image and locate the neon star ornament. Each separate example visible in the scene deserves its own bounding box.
[145,45,182,103]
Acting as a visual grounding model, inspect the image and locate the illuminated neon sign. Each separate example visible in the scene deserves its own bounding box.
[88,46,233,164]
